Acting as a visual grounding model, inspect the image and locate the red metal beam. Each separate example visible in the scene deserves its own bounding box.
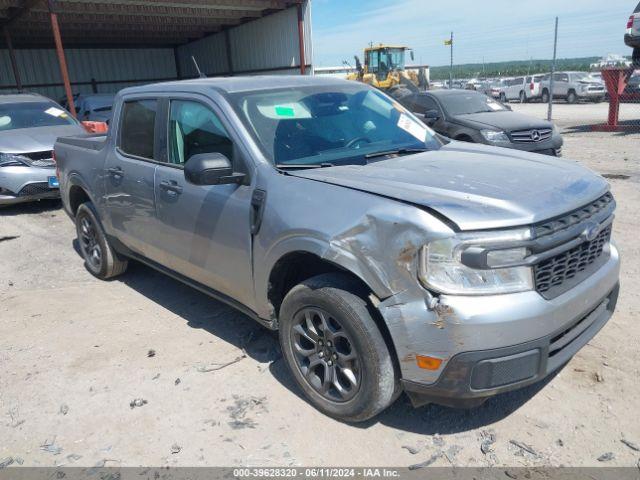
[296,1,305,75]
[48,0,76,117]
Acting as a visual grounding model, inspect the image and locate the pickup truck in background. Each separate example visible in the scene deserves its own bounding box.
[540,72,606,104]
[55,76,620,422]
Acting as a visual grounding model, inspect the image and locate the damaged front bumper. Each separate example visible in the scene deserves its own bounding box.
[378,243,620,408]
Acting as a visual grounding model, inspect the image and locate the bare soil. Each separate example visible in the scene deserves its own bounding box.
[1,104,639,468]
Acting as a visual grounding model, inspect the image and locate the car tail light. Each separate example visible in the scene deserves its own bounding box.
[628,15,634,29]
[530,82,534,91]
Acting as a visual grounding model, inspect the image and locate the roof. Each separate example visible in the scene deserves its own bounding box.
[0,0,298,48]
[0,93,49,104]
[120,75,358,95]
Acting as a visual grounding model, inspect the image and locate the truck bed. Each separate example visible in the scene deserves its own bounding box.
[56,134,108,151]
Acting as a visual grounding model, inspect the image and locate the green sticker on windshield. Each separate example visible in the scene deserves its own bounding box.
[275,106,295,117]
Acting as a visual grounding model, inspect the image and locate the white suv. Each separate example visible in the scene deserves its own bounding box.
[626,2,640,65]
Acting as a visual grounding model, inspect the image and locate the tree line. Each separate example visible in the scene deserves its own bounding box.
[429,57,604,80]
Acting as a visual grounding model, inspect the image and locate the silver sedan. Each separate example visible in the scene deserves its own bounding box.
[0,94,85,206]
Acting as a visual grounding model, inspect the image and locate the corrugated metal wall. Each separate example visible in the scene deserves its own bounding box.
[176,1,313,77]
[0,48,176,100]
[0,0,313,101]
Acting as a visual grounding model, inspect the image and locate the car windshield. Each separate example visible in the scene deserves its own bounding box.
[0,102,78,131]
[230,84,442,167]
[440,92,508,115]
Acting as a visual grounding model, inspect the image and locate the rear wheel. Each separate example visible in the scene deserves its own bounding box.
[279,273,397,422]
[566,90,578,104]
[519,90,527,103]
[633,48,640,67]
[542,89,550,103]
[499,92,507,103]
[76,202,128,279]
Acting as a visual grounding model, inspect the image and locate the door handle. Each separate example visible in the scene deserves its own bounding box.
[159,180,183,195]
[107,167,123,177]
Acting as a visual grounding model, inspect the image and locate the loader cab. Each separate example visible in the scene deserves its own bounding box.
[364,46,412,81]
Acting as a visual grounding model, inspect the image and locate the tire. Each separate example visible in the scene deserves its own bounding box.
[279,273,397,422]
[519,90,527,103]
[633,48,640,67]
[541,89,550,103]
[566,90,578,104]
[499,92,507,103]
[592,97,603,104]
[76,202,128,279]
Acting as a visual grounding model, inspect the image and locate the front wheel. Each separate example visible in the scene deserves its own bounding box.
[76,202,128,279]
[519,90,527,103]
[633,48,640,67]
[279,273,398,422]
[499,92,507,103]
[566,90,578,104]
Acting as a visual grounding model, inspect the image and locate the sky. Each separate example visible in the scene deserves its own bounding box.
[311,0,637,67]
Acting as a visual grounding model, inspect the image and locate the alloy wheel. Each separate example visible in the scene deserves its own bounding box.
[290,307,361,402]
[79,216,102,271]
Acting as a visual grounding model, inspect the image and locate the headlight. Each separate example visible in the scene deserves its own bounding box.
[480,129,510,144]
[419,228,534,295]
[0,153,29,167]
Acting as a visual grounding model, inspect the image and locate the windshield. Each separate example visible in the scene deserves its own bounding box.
[0,102,78,131]
[440,92,508,116]
[368,48,406,72]
[230,84,442,167]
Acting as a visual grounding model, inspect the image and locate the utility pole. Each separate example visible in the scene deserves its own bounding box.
[449,32,453,89]
[547,17,558,121]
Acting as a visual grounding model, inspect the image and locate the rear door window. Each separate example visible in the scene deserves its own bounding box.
[119,99,157,160]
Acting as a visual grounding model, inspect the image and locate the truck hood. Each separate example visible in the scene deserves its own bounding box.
[453,111,553,132]
[288,142,609,231]
[0,124,85,154]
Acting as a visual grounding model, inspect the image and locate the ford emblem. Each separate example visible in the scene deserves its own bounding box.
[582,223,600,242]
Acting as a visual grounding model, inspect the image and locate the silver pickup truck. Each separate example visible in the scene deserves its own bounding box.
[54,76,620,422]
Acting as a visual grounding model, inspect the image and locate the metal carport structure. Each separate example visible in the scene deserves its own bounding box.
[0,0,312,116]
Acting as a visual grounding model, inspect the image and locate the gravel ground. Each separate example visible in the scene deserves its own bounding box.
[1,104,639,468]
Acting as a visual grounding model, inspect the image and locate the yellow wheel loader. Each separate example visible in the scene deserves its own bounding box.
[346,44,427,93]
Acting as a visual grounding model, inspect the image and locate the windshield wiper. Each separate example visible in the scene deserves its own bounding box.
[364,147,429,160]
[276,162,335,170]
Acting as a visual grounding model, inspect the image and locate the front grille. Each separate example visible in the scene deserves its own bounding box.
[18,182,51,196]
[23,151,55,168]
[510,128,552,143]
[534,225,611,296]
[534,192,614,238]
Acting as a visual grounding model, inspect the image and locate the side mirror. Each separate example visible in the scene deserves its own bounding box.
[410,50,415,61]
[184,152,245,186]
[423,109,440,125]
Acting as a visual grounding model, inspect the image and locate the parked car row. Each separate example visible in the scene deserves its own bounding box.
[475,71,606,104]
[392,89,563,156]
